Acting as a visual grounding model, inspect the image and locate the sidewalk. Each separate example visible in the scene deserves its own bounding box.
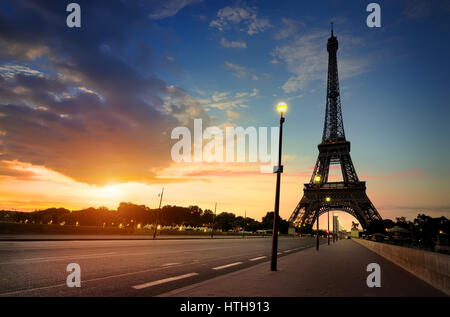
[159,240,446,297]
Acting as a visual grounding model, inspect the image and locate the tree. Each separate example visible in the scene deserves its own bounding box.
[365,219,385,234]
[215,212,236,232]
[201,209,214,226]
[261,211,289,234]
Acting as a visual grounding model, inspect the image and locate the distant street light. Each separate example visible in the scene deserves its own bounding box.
[314,175,321,184]
[325,197,331,245]
[271,102,286,271]
[332,210,335,243]
[243,210,246,239]
[314,175,321,251]
[153,187,164,239]
[211,202,217,239]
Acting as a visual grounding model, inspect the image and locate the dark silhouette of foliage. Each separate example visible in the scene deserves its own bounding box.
[0,204,289,234]
[261,211,289,234]
[214,212,236,232]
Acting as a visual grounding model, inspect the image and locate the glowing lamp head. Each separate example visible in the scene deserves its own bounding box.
[277,102,287,113]
[314,175,321,184]
[325,197,331,203]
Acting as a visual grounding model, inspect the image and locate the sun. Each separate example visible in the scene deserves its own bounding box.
[103,184,121,198]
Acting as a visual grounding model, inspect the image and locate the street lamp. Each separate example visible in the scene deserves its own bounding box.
[332,210,335,243]
[314,175,321,184]
[314,175,321,251]
[153,187,164,239]
[270,102,287,271]
[243,210,246,239]
[325,196,331,245]
[211,202,217,239]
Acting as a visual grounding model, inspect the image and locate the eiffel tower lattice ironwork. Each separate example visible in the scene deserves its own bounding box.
[289,25,382,231]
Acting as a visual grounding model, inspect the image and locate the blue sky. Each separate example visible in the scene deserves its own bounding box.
[147,0,450,177]
[0,0,449,225]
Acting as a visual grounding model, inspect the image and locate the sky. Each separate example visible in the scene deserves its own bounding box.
[0,0,449,230]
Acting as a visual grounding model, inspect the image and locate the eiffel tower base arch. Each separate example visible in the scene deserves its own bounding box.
[289,182,381,232]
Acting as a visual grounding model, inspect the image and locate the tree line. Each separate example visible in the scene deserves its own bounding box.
[0,203,291,233]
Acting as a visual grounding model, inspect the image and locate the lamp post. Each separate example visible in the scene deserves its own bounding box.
[243,210,246,239]
[332,210,335,243]
[153,187,164,239]
[325,197,331,245]
[314,175,321,251]
[270,102,287,272]
[210,202,217,239]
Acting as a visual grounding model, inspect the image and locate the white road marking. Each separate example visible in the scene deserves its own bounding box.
[277,252,282,255]
[212,262,242,270]
[162,263,180,267]
[0,265,178,296]
[284,249,294,253]
[132,273,199,290]
[249,256,266,261]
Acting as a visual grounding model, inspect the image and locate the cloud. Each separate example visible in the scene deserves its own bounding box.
[0,65,44,79]
[225,62,259,80]
[149,0,203,20]
[225,62,247,79]
[208,88,259,111]
[273,30,372,93]
[274,18,304,40]
[163,85,212,126]
[226,110,242,120]
[209,5,271,35]
[0,1,211,185]
[220,38,247,48]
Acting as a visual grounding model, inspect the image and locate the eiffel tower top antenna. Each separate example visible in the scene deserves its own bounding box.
[323,22,345,143]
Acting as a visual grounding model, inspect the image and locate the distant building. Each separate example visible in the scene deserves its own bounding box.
[333,215,342,232]
[333,215,347,239]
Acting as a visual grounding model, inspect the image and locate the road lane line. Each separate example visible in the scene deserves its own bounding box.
[212,262,242,270]
[0,264,182,296]
[249,256,266,261]
[162,263,180,267]
[132,273,199,290]
[284,249,294,253]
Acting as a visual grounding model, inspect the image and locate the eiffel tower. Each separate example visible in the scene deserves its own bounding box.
[289,25,382,231]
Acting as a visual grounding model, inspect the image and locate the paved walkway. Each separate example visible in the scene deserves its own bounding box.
[159,239,446,297]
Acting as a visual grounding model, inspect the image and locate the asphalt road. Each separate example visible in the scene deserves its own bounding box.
[0,236,322,296]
